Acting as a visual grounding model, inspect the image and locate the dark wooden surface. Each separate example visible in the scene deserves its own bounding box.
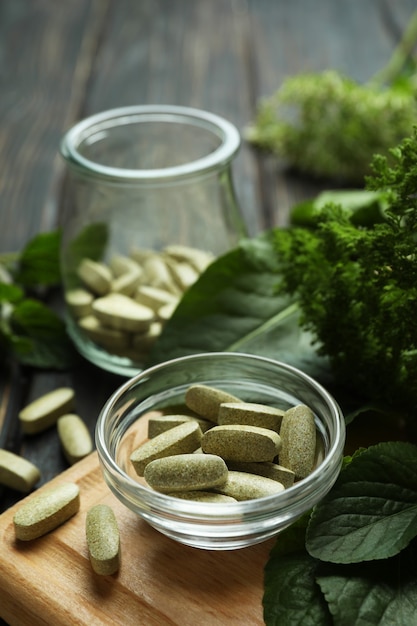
[0,0,416,622]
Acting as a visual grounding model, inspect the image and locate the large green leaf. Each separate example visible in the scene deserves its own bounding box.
[317,541,417,626]
[148,232,331,382]
[264,550,333,626]
[306,442,417,564]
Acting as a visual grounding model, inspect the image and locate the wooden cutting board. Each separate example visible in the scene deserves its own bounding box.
[0,451,274,626]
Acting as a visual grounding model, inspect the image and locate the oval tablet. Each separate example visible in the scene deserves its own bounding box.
[226,460,295,489]
[215,471,285,501]
[57,414,93,465]
[218,402,284,432]
[79,315,130,350]
[185,385,242,422]
[0,449,41,493]
[92,293,154,332]
[279,404,317,479]
[144,453,228,493]
[130,421,202,476]
[65,288,94,318]
[77,258,112,295]
[201,424,281,462]
[13,482,80,540]
[86,504,120,576]
[19,387,75,435]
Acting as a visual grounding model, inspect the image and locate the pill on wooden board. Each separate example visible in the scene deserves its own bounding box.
[77,258,112,295]
[19,387,76,435]
[86,504,120,576]
[215,471,285,501]
[92,293,154,333]
[201,424,281,462]
[65,288,94,318]
[13,482,80,541]
[279,404,317,479]
[218,402,284,433]
[79,315,130,349]
[0,449,41,493]
[130,421,203,476]
[226,460,295,489]
[57,414,93,465]
[185,384,242,422]
[144,453,228,493]
[167,491,237,503]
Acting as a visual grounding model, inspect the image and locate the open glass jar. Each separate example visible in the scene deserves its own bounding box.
[59,105,246,376]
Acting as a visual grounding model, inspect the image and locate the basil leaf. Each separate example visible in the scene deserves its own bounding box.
[10,299,75,369]
[317,541,417,626]
[306,442,417,563]
[148,232,331,382]
[0,282,23,303]
[14,231,62,287]
[264,551,332,626]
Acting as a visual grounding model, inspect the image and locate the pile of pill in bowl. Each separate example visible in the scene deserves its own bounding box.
[129,384,322,502]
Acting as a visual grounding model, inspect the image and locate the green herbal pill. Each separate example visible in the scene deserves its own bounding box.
[130,421,203,476]
[144,453,228,493]
[185,384,242,422]
[218,402,284,432]
[226,460,295,489]
[215,471,285,501]
[86,504,120,576]
[19,387,76,435]
[0,449,41,493]
[13,482,80,541]
[57,414,93,465]
[167,491,237,503]
[279,404,317,479]
[201,424,281,462]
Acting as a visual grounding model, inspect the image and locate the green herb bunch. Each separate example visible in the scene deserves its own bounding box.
[246,12,417,182]
[0,231,74,370]
[274,129,417,412]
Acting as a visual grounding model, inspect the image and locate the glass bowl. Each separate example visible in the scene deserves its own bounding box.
[95,352,345,550]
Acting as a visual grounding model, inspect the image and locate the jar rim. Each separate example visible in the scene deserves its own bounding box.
[60,105,241,182]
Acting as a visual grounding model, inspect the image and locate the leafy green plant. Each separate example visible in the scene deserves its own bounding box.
[264,442,417,626]
[0,231,75,370]
[246,11,417,182]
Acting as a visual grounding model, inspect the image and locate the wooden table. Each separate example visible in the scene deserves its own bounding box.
[0,1,415,624]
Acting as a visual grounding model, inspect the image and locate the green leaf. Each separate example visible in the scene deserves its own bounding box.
[62,222,109,289]
[0,282,23,303]
[306,442,417,564]
[264,550,333,626]
[317,541,417,626]
[148,232,331,382]
[290,190,387,228]
[14,231,62,287]
[10,299,75,369]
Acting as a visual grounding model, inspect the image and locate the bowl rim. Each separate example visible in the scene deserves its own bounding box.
[95,352,346,517]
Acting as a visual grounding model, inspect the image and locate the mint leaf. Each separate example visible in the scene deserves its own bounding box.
[148,232,331,382]
[0,282,23,303]
[264,551,332,626]
[10,299,75,369]
[317,541,417,626]
[62,222,108,288]
[306,442,417,563]
[14,231,62,287]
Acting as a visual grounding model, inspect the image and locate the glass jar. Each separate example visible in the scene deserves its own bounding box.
[59,105,246,376]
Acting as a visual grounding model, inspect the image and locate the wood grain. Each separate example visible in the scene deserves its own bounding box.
[0,452,274,626]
